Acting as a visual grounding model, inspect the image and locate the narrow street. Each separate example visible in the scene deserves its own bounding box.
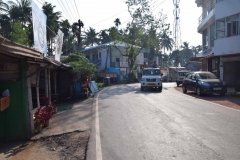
[88,83,240,160]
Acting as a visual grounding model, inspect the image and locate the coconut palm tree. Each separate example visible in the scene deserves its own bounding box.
[8,0,31,24]
[60,19,73,55]
[114,18,121,28]
[180,41,194,65]
[83,27,99,47]
[42,2,62,55]
[191,45,202,57]
[159,30,174,55]
[0,14,11,38]
[72,19,84,51]
[99,30,111,44]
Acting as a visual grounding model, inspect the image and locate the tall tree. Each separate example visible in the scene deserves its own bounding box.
[159,29,174,55]
[99,30,111,44]
[111,0,167,82]
[8,0,31,24]
[170,50,180,67]
[72,19,84,51]
[10,20,30,45]
[42,2,61,55]
[0,14,11,38]
[180,41,194,66]
[114,18,121,28]
[60,19,72,55]
[83,27,99,47]
[191,45,202,57]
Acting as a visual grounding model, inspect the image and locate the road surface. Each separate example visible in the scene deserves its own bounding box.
[87,83,240,160]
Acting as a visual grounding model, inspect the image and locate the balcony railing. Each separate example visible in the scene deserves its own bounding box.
[198,0,216,25]
[89,58,101,64]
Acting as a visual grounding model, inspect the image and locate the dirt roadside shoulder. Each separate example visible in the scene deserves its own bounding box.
[174,86,240,111]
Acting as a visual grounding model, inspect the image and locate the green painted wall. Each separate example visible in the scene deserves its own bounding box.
[0,59,28,142]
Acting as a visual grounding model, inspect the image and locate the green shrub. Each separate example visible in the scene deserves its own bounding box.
[97,83,104,88]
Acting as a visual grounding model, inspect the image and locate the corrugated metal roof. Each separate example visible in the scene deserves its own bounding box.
[0,36,43,59]
[44,57,73,69]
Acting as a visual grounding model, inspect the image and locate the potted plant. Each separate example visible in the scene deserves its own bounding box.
[34,113,45,134]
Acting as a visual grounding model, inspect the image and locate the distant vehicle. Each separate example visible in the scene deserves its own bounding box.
[182,71,227,96]
[176,70,189,86]
[141,68,163,92]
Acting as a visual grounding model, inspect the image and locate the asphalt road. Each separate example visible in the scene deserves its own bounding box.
[88,82,240,160]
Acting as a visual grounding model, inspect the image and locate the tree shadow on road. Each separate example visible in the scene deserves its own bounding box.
[174,86,240,110]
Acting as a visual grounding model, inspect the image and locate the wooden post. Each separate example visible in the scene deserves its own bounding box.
[45,67,49,98]
[48,68,51,102]
[26,73,34,134]
[54,72,57,94]
[36,67,40,108]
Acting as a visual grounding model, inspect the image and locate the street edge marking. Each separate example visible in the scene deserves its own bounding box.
[172,87,240,113]
[96,88,105,160]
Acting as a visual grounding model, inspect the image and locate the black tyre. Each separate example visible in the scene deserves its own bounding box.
[182,85,187,93]
[177,83,179,87]
[196,87,202,96]
[159,86,162,92]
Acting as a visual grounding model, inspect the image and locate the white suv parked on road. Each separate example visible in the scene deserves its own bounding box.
[141,68,163,92]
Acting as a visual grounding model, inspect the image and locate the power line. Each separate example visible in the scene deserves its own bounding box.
[74,0,81,19]
[70,0,79,20]
[87,9,127,28]
[152,0,167,11]
[62,0,76,22]
[57,0,74,23]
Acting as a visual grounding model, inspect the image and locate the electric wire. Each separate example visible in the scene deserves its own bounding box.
[57,0,74,23]
[87,9,127,28]
[70,0,79,20]
[152,0,167,11]
[62,0,76,22]
[74,0,81,19]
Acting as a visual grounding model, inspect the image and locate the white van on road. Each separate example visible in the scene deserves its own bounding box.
[176,70,189,86]
[141,68,163,92]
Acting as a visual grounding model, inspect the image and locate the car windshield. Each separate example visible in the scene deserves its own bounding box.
[198,73,217,79]
[143,69,160,76]
[178,72,188,76]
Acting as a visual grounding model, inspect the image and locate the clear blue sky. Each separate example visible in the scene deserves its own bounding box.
[4,0,202,48]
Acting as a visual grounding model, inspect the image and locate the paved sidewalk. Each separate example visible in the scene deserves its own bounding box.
[0,97,94,160]
[32,97,94,140]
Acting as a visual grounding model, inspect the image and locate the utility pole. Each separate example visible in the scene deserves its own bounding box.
[77,19,84,51]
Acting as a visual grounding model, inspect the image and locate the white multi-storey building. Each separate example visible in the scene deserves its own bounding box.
[194,0,240,86]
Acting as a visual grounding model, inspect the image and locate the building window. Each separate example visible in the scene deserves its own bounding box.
[203,29,208,50]
[216,19,225,39]
[226,14,239,37]
[144,53,148,58]
[210,23,215,47]
[227,21,239,37]
[116,58,120,68]
[99,52,101,58]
